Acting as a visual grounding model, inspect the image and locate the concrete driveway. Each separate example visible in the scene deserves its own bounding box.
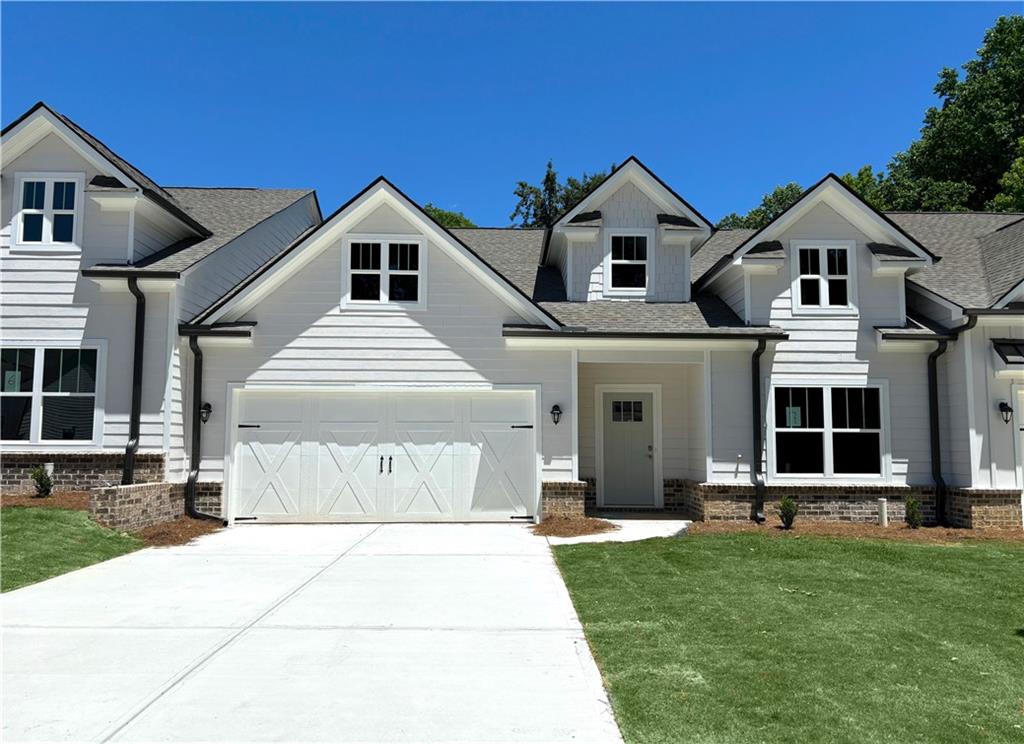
[2,524,622,743]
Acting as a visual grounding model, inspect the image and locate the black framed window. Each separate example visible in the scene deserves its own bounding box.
[610,235,648,290]
[0,347,99,442]
[774,387,825,473]
[348,241,422,304]
[18,178,79,245]
[797,245,851,308]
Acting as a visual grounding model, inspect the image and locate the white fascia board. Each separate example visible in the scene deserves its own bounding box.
[871,256,922,276]
[741,257,784,275]
[504,335,767,351]
[562,225,600,241]
[206,182,559,329]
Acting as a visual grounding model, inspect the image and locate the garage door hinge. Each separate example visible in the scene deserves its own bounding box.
[510,424,533,429]
[238,424,261,429]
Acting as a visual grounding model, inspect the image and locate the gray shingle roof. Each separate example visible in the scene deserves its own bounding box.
[887,212,1024,308]
[454,227,779,336]
[87,188,313,275]
[690,229,755,280]
[867,242,922,260]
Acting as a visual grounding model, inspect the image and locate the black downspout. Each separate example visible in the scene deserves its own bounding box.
[121,278,145,485]
[185,335,222,523]
[751,338,768,523]
[927,340,949,526]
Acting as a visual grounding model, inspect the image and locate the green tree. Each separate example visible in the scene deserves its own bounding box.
[989,137,1024,211]
[716,182,804,229]
[510,161,612,227]
[882,15,1024,211]
[422,203,476,228]
[841,165,891,211]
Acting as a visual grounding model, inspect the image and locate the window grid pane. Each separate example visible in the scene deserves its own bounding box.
[52,214,74,243]
[1,348,34,393]
[22,213,43,242]
[1,397,32,440]
[52,181,75,210]
[22,181,44,210]
[41,396,94,441]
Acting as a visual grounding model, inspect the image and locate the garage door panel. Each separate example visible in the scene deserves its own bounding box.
[467,426,532,515]
[391,425,457,517]
[316,425,381,517]
[237,429,303,517]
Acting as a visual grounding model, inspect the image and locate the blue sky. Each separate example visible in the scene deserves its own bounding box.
[2,2,1017,225]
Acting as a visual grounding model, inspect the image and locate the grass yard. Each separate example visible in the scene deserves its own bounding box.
[1,507,143,592]
[553,532,1024,744]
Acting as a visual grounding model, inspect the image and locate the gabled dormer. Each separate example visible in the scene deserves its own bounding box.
[542,157,712,302]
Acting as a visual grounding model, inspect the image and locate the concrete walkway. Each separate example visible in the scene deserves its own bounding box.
[2,524,622,743]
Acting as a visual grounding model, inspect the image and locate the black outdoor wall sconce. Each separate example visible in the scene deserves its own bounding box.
[550,404,562,425]
[998,401,1013,425]
[199,402,213,424]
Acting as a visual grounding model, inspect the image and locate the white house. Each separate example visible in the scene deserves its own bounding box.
[2,102,1022,528]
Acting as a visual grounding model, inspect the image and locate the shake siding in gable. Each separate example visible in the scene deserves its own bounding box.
[194,203,573,483]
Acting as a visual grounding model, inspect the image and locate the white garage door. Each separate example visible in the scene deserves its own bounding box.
[232,391,537,522]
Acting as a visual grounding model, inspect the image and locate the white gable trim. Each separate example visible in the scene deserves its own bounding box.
[702,176,935,289]
[200,180,560,329]
[556,158,712,233]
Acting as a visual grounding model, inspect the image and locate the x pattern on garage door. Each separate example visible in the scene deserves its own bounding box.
[233,392,537,522]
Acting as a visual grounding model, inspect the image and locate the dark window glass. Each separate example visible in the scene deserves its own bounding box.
[1,348,34,392]
[22,181,44,210]
[53,181,75,210]
[827,248,847,275]
[351,243,381,271]
[41,397,94,440]
[632,400,643,422]
[864,388,881,429]
[832,388,881,430]
[611,263,646,288]
[776,387,823,429]
[633,237,647,261]
[22,213,43,242]
[389,243,419,271]
[833,433,881,474]
[775,432,824,473]
[388,274,418,303]
[831,388,847,429]
[1,397,32,440]
[612,401,622,421]
[799,248,819,275]
[43,349,62,392]
[351,273,381,301]
[52,214,74,243]
[800,278,820,306]
[43,349,96,393]
[611,235,647,262]
[827,279,848,306]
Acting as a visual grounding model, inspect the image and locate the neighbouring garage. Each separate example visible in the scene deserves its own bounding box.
[230,390,538,522]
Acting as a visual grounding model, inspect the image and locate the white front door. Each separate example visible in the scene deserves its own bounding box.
[232,391,536,522]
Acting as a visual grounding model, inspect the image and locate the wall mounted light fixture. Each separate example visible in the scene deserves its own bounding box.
[550,404,562,425]
[200,402,213,424]
[998,401,1013,425]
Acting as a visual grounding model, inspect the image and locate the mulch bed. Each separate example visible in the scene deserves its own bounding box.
[690,519,1024,544]
[135,516,223,547]
[1,490,91,510]
[532,516,620,538]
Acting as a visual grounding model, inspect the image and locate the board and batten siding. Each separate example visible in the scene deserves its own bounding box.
[193,202,573,483]
[1,132,172,456]
[577,362,706,483]
[177,194,319,321]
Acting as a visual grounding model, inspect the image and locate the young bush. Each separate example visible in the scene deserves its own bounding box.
[778,495,798,529]
[29,465,53,498]
[905,496,923,528]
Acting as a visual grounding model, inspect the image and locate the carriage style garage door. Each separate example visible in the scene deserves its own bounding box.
[231,391,537,522]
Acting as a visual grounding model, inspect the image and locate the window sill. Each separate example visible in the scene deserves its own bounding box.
[339,301,428,312]
[8,242,81,255]
[790,307,858,318]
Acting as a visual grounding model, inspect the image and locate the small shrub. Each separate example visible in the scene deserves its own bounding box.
[30,465,53,498]
[905,496,923,528]
[778,496,798,529]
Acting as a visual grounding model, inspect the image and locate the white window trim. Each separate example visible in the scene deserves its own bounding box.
[766,378,892,484]
[12,172,86,250]
[789,239,858,316]
[340,233,428,310]
[0,340,107,448]
[602,228,655,298]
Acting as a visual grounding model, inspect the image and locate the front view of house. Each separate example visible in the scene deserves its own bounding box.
[2,102,1022,529]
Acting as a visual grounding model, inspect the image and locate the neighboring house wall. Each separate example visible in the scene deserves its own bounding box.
[192,202,573,484]
[1,133,171,456]
[178,194,319,320]
[577,362,705,483]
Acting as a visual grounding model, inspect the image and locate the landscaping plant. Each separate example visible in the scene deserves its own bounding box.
[905,496,923,528]
[29,465,52,498]
[778,495,798,529]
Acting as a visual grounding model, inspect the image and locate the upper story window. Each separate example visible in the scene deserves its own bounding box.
[604,229,654,297]
[343,237,425,308]
[1,345,102,444]
[14,173,84,248]
[791,240,856,314]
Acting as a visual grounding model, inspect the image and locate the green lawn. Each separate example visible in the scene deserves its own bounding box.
[553,533,1024,744]
[1,507,143,592]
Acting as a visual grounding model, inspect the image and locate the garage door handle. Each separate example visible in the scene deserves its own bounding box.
[238,424,260,429]
[388,456,393,474]
[379,456,384,474]
[510,424,533,429]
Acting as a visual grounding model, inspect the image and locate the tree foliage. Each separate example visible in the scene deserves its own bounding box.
[988,137,1024,211]
[510,161,613,227]
[422,203,476,228]
[716,183,805,229]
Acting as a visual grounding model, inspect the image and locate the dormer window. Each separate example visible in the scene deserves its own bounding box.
[604,229,654,297]
[791,240,856,314]
[343,236,425,309]
[14,173,84,247]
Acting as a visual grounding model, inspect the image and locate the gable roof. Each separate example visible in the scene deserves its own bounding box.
[2,101,210,237]
[194,177,562,329]
[83,188,317,278]
[888,212,1024,308]
[692,173,938,292]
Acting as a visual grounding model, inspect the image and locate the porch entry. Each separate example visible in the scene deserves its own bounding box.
[598,389,659,507]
